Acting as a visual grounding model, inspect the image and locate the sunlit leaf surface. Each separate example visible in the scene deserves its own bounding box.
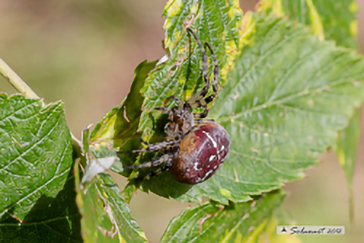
[161,190,285,242]
[192,14,364,203]
[259,0,358,48]
[75,164,147,243]
[0,94,79,241]
[259,0,361,222]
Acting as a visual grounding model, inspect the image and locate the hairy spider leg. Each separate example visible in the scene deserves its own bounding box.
[193,43,219,119]
[202,43,219,104]
[193,109,208,119]
[155,96,183,111]
[124,153,176,181]
[144,164,171,180]
[154,106,169,112]
[139,137,149,146]
[143,154,175,180]
[124,153,174,169]
[166,95,183,105]
[185,28,210,110]
[125,139,180,154]
[195,118,215,123]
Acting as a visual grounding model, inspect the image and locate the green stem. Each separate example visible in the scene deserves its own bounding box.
[348,182,354,224]
[0,58,40,100]
[0,58,82,149]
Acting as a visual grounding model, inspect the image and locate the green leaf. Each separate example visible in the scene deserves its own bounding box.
[75,163,147,243]
[88,0,243,202]
[89,2,364,205]
[0,169,82,242]
[335,109,360,221]
[161,190,285,242]
[190,14,364,203]
[0,93,79,241]
[259,0,358,48]
[135,13,364,204]
[87,60,159,200]
[125,0,243,203]
[259,0,361,223]
[79,118,147,242]
[90,60,158,148]
[243,215,301,243]
[140,0,242,133]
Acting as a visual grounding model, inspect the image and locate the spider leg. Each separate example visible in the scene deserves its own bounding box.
[155,107,170,112]
[124,139,180,153]
[185,28,210,109]
[167,95,183,105]
[193,109,209,119]
[139,137,149,146]
[195,118,215,123]
[141,153,175,180]
[155,96,183,113]
[201,42,219,106]
[123,153,173,169]
[190,42,219,117]
[144,164,171,180]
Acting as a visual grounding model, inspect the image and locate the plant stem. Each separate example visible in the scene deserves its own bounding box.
[0,58,82,148]
[0,58,40,100]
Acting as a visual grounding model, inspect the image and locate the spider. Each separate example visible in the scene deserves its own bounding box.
[123,28,230,185]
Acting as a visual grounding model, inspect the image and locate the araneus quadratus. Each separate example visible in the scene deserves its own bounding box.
[124,28,230,185]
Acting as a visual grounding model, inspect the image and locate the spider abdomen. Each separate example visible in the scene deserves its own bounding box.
[169,121,230,184]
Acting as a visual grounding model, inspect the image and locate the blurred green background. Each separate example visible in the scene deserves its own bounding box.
[0,1,363,242]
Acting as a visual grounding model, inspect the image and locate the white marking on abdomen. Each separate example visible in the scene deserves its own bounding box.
[202,169,214,181]
[202,130,217,148]
[217,145,225,158]
[193,162,199,171]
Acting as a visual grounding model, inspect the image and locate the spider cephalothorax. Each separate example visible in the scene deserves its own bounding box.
[124,28,230,184]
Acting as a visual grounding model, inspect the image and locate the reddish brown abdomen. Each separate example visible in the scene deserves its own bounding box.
[169,121,230,184]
